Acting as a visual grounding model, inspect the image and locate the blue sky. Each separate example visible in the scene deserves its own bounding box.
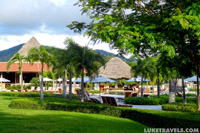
[0,0,118,54]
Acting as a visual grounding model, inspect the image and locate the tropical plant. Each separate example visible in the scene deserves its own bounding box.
[30,77,39,90]
[63,38,106,102]
[68,0,200,109]
[131,57,158,98]
[7,53,28,92]
[27,46,55,100]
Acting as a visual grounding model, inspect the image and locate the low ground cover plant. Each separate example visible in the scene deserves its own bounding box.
[0,92,55,97]
[9,97,200,128]
[125,94,197,105]
[162,103,199,112]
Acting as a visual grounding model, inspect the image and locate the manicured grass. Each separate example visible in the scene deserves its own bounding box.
[0,96,147,133]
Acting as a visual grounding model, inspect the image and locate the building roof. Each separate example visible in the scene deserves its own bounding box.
[18,37,40,57]
[0,62,49,73]
[98,57,132,80]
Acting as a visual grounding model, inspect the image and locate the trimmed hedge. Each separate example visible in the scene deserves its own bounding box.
[0,92,54,97]
[124,97,168,105]
[9,98,45,110]
[9,98,200,128]
[162,103,199,112]
[125,95,197,105]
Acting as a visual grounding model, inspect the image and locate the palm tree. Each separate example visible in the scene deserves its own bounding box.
[131,57,157,98]
[51,44,77,99]
[7,53,27,92]
[80,47,105,102]
[27,46,55,100]
[64,39,105,102]
[52,49,69,99]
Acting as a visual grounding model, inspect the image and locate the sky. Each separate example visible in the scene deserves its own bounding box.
[0,0,119,54]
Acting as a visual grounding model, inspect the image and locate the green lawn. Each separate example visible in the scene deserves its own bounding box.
[0,96,147,133]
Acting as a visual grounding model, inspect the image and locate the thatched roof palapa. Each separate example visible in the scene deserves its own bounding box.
[98,57,132,80]
[18,37,40,57]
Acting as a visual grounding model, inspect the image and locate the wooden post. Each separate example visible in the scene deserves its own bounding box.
[0,73,2,78]
[15,72,16,84]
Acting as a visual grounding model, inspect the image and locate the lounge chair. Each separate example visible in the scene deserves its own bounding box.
[90,97,101,104]
[177,92,183,97]
[102,96,107,104]
[125,92,132,98]
[143,94,150,97]
[131,93,138,97]
[83,90,101,103]
[101,96,132,107]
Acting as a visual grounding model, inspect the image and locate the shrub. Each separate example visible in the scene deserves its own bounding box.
[9,99,44,110]
[124,97,168,105]
[23,85,31,90]
[15,85,21,90]
[185,93,196,97]
[9,98,200,128]
[88,90,103,94]
[6,85,12,90]
[30,77,39,90]
[162,103,199,112]
[0,92,54,97]
[150,94,197,104]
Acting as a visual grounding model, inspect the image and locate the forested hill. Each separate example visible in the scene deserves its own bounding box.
[0,44,24,62]
[0,44,131,62]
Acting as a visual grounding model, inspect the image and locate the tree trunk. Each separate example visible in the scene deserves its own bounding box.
[40,63,44,100]
[173,79,177,102]
[69,69,72,100]
[182,76,186,104]
[20,71,23,92]
[63,71,67,98]
[197,73,200,110]
[157,70,160,98]
[141,76,144,98]
[81,66,85,102]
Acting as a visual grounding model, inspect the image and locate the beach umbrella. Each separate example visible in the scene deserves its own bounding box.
[42,78,53,82]
[127,76,150,82]
[91,76,115,97]
[91,76,115,83]
[184,76,199,82]
[39,78,53,90]
[73,77,90,83]
[57,78,63,82]
[0,78,10,83]
[0,78,10,89]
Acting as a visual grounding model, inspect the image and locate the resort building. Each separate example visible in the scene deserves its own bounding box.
[0,37,48,84]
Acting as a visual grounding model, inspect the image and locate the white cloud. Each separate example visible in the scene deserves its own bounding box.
[0,0,89,35]
[49,0,66,7]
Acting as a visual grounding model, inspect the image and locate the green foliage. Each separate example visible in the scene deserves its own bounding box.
[10,97,200,128]
[27,46,55,100]
[0,96,147,132]
[118,80,127,86]
[88,90,103,94]
[30,77,39,89]
[125,95,197,105]
[0,44,23,62]
[162,103,199,112]
[9,98,44,110]
[0,92,54,97]
[124,97,167,105]
[68,0,200,101]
